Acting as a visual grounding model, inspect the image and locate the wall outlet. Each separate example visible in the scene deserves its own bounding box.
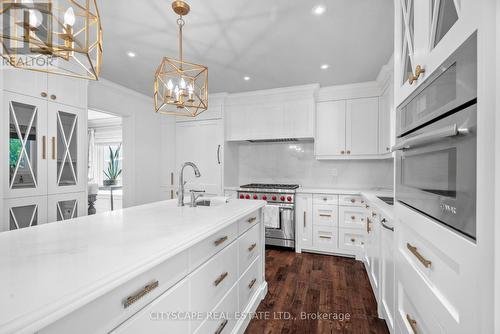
[331,168,338,177]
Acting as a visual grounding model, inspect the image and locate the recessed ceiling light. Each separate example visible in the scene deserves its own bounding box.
[126,51,136,58]
[321,64,330,70]
[312,5,326,15]
[243,76,251,81]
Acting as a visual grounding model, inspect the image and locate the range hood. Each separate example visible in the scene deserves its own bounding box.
[246,138,312,143]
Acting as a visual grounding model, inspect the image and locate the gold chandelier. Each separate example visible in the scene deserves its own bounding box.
[0,0,102,80]
[154,1,208,117]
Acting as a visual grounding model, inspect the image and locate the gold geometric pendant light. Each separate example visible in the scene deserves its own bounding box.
[0,0,102,80]
[154,1,208,117]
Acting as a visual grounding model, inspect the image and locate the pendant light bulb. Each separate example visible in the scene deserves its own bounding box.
[167,79,173,90]
[180,77,186,90]
[188,84,194,94]
[64,7,76,27]
[28,10,41,27]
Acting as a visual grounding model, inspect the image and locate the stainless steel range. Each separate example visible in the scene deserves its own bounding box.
[238,183,298,249]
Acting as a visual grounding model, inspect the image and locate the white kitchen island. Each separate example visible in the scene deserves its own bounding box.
[0,199,266,334]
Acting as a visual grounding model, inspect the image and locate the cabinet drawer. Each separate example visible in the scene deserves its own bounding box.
[39,251,189,334]
[339,195,364,207]
[190,240,238,319]
[238,256,261,312]
[238,223,260,275]
[111,279,190,334]
[190,223,238,270]
[313,194,338,205]
[194,283,238,334]
[338,228,365,254]
[312,225,338,252]
[339,206,366,229]
[313,204,338,226]
[238,209,261,234]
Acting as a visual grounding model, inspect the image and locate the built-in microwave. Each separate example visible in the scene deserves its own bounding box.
[394,33,477,240]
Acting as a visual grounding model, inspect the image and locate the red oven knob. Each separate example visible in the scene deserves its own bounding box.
[239,194,244,199]
[262,195,267,200]
[280,196,285,201]
[245,194,250,199]
[271,196,277,201]
[287,196,292,202]
[253,194,258,200]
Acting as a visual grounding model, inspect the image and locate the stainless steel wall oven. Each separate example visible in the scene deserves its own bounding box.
[394,33,477,240]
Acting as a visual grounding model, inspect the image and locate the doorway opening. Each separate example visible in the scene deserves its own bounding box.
[87,109,124,214]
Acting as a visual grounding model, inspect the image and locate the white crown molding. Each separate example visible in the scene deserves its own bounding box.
[226,84,319,105]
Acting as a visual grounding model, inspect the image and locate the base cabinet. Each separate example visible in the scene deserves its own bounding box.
[2,196,47,231]
[47,192,86,222]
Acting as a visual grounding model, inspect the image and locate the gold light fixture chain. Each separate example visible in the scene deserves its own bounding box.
[178,16,184,68]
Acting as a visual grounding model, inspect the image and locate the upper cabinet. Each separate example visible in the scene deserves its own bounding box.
[346,97,379,156]
[225,85,317,141]
[395,0,478,105]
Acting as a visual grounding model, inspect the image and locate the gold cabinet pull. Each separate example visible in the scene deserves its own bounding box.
[247,217,256,224]
[351,215,356,220]
[319,214,332,218]
[319,235,331,239]
[366,218,372,233]
[303,211,306,227]
[350,198,356,203]
[407,243,432,268]
[214,319,228,334]
[372,211,377,217]
[406,314,418,334]
[340,150,345,154]
[51,137,56,160]
[123,280,159,308]
[409,65,425,85]
[40,92,47,98]
[214,236,228,246]
[346,150,351,154]
[365,204,370,209]
[248,243,257,252]
[350,238,356,243]
[248,278,257,289]
[42,136,46,159]
[214,272,228,286]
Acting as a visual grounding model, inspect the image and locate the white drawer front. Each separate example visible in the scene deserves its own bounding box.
[190,223,238,271]
[238,223,260,275]
[312,225,338,252]
[194,283,238,334]
[190,240,238,319]
[339,195,364,207]
[313,194,338,205]
[339,206,366,229]
[338,228,365,254]
[111,279,190,334]
[238,209,261,234]
[39,251,189,334]
[238,256,261,313]
[313,204,338,226]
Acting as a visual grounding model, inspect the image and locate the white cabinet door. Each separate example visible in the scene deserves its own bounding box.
[380,218,395,333]
[47,192,86,223]
[2,196,47,232]
[3,92,48,198]
[296,193,313,250]
[47,70,88,109]
[315,100,346,157]
[283,99,314,139]
[111,279,190,334]
[346,97,379,156]
[378,83,393,155]
[47,102,87,195]
[367,215,381,300]
[176,120,223,195]
[2,67,48,99]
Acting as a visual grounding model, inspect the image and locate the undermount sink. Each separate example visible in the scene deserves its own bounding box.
[194,199,227,207]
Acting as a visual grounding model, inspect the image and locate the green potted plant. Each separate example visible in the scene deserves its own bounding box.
[103,145,122,186]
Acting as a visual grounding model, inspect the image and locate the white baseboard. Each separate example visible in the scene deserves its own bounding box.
[233,281,268,334]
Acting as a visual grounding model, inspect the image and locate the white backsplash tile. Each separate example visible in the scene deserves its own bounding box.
[237,142,394,189]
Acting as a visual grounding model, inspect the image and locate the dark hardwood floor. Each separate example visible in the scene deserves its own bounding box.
[245,249,389,334]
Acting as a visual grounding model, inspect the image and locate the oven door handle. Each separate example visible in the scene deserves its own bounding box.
[391,124,469,152]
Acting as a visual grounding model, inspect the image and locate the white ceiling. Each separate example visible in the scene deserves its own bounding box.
[98,0,394,96]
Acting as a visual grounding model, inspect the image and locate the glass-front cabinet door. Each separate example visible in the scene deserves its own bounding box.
[47,192,86,223]
[2,196,47,232]
[3,92,48,198]
[47,102,86,194]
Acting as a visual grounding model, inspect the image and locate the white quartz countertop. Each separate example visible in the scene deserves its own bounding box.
[0,199,265,334]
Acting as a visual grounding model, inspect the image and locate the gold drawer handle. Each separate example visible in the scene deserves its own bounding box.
[248,243,257,252]
[406,314,418,334]
[365,204,370,209]
[214,319,228,334]
[123,280,159,309]
[248,278,257,289]
[366,218,372,233]
[42,136,46,159]
[214,236,228,246]
[247,217,256,223]
[407,243,432,268]
[319,214,332,218]
[319,235,332,239]
[214,272,228,286]
[51,137,56,160]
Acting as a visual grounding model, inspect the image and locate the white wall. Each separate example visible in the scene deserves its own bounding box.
[235,141,393,189]
[88,79,172,207]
